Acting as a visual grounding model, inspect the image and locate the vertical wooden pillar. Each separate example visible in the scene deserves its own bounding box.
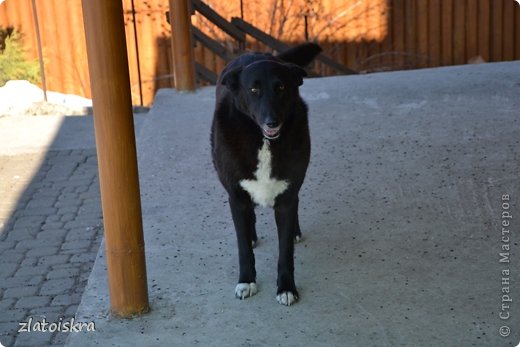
[169,0,196,90]
[82,0,149,317]
[31,0,47,102]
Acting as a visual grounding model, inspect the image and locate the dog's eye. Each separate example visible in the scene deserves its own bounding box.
[277,84,285,91]
[250,87,260,95]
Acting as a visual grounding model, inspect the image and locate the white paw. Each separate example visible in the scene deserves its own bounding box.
[294,235,302,243]
[276,291,298,306]
[235,283,258,300]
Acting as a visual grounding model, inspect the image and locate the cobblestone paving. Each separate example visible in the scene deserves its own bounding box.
[0,149,103,346]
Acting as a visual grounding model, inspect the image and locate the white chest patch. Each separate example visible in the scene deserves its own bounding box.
[239,140,289,208]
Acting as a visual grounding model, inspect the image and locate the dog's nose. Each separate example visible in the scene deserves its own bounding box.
[266,120,279,128]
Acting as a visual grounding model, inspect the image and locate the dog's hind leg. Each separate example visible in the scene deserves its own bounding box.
[229,196,258,299]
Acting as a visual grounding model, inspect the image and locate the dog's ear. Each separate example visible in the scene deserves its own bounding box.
[286,63,307,86]
[220,66,242,92]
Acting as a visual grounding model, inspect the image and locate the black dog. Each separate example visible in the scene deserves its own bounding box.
[211,43,321,306]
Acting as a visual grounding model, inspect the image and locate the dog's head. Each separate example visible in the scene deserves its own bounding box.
[221,60,307,140]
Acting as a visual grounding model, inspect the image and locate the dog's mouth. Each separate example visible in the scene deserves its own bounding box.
[262,124,282,140]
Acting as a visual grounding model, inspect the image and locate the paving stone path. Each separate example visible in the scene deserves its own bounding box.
[0,149,103,346]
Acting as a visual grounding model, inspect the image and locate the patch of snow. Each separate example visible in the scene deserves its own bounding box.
[0,80,92,117]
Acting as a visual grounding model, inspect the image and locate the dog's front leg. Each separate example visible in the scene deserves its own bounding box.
[229,196,257,299]
[274,198,299,306]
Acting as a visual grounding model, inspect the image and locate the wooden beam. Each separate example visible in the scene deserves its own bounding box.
[169,0,196,90]
[81,0,149,317]
[192,26,235,62]
[231,17,288,51]
[191,0,246,42]
[196,61,218,84]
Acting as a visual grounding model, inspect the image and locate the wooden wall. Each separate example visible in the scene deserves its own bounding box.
[1,0,519,106]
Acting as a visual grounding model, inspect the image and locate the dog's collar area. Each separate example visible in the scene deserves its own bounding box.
[263,133,280,140]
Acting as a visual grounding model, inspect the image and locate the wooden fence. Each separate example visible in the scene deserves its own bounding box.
[1,0,519,106]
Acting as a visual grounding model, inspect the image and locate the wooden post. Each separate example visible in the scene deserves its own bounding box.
[81,0,149,317]
[31,0,47,102]
[169,0,196,90]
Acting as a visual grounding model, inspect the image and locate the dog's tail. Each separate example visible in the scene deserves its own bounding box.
[277,43,322,67]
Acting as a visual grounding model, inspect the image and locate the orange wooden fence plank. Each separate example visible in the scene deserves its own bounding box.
[38,0,59,91]
[0,4,7,25]
[8,0,23,32]
[215,54,226,75]
[203,45,215,75]
[154,0,173,91]
[393,0,405,69]
[478,0,490,61]
[429,0,441,67]
[466,0,478,61]
[380,0,393,70]
[20,0,36,58]
[136,0,158,105]
[405,0,416,68]
[123,0,142,105]
[516,2,520,59]
[343,41,356,72]
[68,0,90,97]
[492,0,503,61]
[365,0,382,70]
[453,0,466,64]
[58,0,75,94]
[1,0,37,59]
[503,0,515,60]
[441,0,453,66]
[416,0,428,68]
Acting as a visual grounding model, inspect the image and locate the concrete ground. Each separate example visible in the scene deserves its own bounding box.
[62,62,520,346]
[0,115,145,346]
